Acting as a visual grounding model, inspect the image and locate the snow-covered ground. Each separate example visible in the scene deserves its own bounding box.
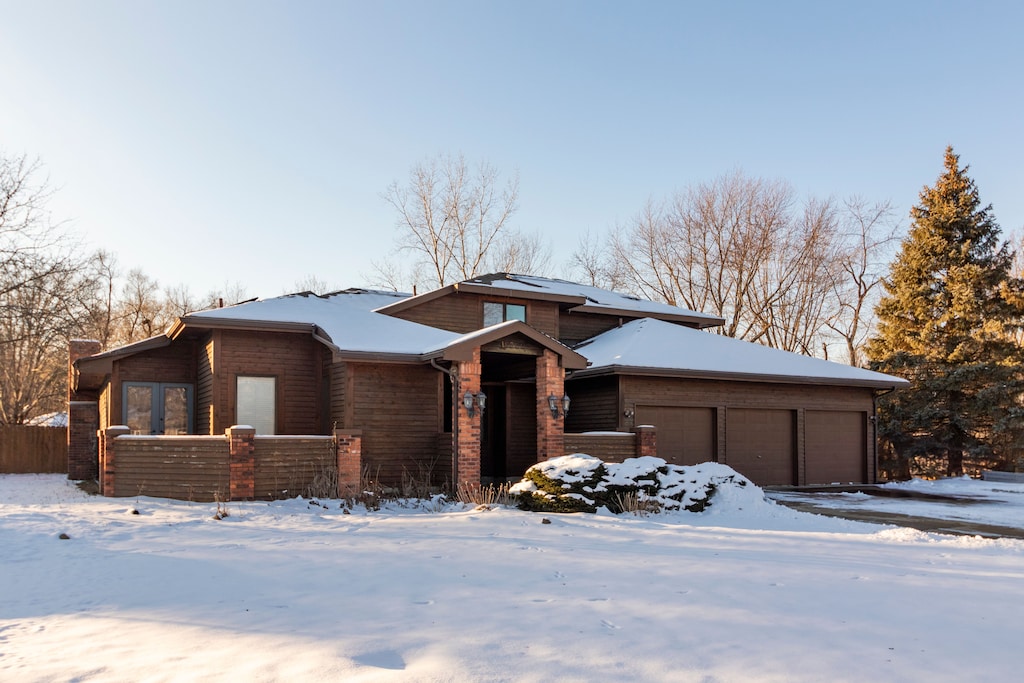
[3,474,1023,682]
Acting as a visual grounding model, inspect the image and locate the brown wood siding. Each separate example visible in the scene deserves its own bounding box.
[349,362,445,486]
[526,301,559,339]
[506,382,538,476]
[213,330,324,435]
[329,361,348,429]
[390,292,483,333]
[197,335,214,434]
[725,408,796,486]
[109,436,230,501]
[564,376,619,433]
[560,311,627,345]
[389,291,560,337]
[253,436,337,499]
[805,410,867,484]
[634,406,715,466]
[99,384,111,431]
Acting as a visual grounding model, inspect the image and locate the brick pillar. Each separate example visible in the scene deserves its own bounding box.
[100,426,129,496]
[635,425,657,459]
[227,426,256,501]
[68,339,102,480]
[455,349,482,488]
[536,349,565,461]
[335,429,362,498]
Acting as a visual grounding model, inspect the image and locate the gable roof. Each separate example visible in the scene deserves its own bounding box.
[375,273,726,328]
[573,318,909,389]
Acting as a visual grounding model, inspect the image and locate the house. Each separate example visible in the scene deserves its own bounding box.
[68,274,908,499]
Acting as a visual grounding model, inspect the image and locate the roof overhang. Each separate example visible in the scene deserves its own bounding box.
[566,304,725,328]
[426,320,589,369]
[373,281,588,316]
[570,364,910,390]
[170,315,333,342]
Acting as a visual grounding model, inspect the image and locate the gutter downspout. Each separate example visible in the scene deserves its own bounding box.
[431,358,459,486]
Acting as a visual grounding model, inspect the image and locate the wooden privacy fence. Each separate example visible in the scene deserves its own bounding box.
[99,427,362,502]
[0,425,68,474]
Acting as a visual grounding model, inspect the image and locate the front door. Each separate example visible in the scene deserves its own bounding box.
[480,383,507,481]
[123,382,194,435]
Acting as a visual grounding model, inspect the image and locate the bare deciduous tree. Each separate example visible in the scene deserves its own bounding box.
[825,198,901,366]
[587,171,897,361]
[488,230,552,276]
[380,154,524,288]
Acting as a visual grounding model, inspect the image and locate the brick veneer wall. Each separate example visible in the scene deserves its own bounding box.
[227,426,256,500]
[635,425,657,458]
[455,349,482,487]
[68,340,102,480]
[536,349,565,461]
[335,429,362,498]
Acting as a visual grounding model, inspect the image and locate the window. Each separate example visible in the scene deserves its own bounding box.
[122,382,193,435]
[236,376,276,435]
[483,302,527,326]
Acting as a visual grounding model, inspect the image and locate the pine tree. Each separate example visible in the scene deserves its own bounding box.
[868,147,1024,477]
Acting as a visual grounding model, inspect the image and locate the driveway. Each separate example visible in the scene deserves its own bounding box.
[766,483,1024,540]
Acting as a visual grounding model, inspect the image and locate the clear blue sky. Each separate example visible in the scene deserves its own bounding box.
[2,1,1022,298]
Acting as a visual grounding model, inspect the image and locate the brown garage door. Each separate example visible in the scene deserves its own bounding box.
[725,409,795,486]
[805,410,865,484]
[634,406,715,466]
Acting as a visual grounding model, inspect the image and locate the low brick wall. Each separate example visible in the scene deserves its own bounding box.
[99,427,361,502]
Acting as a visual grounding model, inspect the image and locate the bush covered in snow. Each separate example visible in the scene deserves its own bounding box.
[509,454,756,514]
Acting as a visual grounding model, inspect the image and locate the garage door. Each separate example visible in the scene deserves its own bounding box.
[725,409,795,486]
[805,411,866,484]
[634,406,715,466]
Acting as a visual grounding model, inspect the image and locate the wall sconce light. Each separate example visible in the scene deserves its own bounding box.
[548,394,571,419]
[463,390,486,417]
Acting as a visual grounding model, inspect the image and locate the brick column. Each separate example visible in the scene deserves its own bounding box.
[227,426,256,501]
[335,429,362,498]
[100,426,129,496]
[68,339,102,480]
[455,349,482,488]
[536,349,565,461]
[635,425,657,459]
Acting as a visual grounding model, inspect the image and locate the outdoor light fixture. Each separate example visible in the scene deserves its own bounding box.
[463,390,486,417]
[548,394,571,419]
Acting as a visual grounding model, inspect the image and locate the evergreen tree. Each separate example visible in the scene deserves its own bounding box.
[868,147,1024,477]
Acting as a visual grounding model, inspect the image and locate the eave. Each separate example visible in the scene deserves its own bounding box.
[570,364,911,390]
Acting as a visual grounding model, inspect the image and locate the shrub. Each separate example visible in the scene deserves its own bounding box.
[510,455,752,515]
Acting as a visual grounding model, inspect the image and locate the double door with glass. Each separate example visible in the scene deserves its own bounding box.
[123,382,194,435]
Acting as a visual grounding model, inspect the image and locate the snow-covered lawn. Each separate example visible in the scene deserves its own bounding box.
[3,474,1023,682]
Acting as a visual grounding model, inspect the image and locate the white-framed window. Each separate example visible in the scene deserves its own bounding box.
[483,301,527,326]
[236,376,276,435]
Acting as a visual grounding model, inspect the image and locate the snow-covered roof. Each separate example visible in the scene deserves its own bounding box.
[184,292,457,357]
[574,318,908,389]
[468,274,723,326]
[375,273,725,328]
